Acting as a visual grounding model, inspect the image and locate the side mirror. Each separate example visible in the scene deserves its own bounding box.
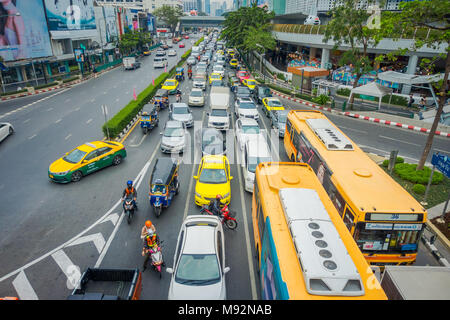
[193,175,198,180]
[223,267,230,274]
[160,132,163,135]
[230,176,234,180]
[166,268,174,274]
[206,113,210,116]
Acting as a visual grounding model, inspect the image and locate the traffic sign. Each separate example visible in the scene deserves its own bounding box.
[431,153,450,178]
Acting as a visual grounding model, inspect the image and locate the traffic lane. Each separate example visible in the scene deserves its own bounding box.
[0,46,195,274]
[279,97,450,162]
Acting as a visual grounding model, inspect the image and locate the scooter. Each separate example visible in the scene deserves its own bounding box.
[188,71,192,80]
[201,204,237,230]
[123,196,136,224]
[146,241,165,278]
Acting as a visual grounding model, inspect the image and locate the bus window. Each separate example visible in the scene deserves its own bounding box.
[343,206,355,232]
[255,184,265,244]
[286,118,292,135]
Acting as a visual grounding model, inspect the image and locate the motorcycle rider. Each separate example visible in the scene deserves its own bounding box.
[176,89,182,102]
[187,64,192,79]
[208,194,223,217]
[122,180,137,210]
[142,230,161,271]
[140,220,157,240]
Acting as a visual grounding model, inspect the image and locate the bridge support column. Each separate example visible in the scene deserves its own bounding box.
[401,54,419,95]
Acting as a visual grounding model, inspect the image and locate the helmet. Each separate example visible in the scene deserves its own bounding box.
[127,180,133,187]
[145,220,152,228]
[216,194,223,200]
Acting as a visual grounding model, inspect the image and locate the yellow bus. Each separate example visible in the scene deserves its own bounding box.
[283,110,427,266]
[252,162,387,300]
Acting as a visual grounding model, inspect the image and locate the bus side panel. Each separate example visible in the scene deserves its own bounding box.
[260,217,289,300]
[283,128,295,161]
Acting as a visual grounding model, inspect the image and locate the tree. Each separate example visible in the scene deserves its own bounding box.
[323,0,381,109]
[379,0,449,170]
[153,5,183,33]
[222,3,275,55]
[118,27,152,55]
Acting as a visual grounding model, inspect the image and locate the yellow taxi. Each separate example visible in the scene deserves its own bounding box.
[242,78,257,92]
[209,72,223,84]
[143,49,151,56]
[161,79,179,94]
[229,58,238,69]
[48,141,127,183]
[262,97,285,117]
[227,48,234,55]
[217,49,224,55]
[194,155,233,206]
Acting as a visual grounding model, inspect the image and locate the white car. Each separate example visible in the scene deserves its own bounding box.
[167,215,230,300]
[168,49,177,56]
[153,57,168,68]
[0,122,14,143]
[212,64,225,77]
[188,88,205,107]
[187,57,197,65]
[235,118,261,150]
[234,97,259,120]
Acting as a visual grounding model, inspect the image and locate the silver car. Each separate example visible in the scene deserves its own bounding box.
[160,120,186,154]
[167,215,229,300]
[169,103,194,127]
[0,122,14,143]
[188,88,205,107]
[187,57,197,65]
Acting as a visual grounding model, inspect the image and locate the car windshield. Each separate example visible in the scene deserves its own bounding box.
[63,148,87,164]
[268,99,282,107]
[278,113,287,123]
[237,87,250,94]
[190,90,203,97]
[199,168,227,184]
[239,102,256,109]
[165,81,176,86]
[247,157,271,173]
[151,184,166,194]
[173,106,189,114]
[211,109,228,117]
[164,127,184,137]
[247,80,256,86]
[242,125,260,134]
[154,58,162,62]
[211,74,220,79]
[175,254,220,285]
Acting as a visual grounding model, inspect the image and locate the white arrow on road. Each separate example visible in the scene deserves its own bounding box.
[66,233,106,254]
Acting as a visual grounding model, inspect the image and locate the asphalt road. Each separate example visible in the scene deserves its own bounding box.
[0,37,447,299]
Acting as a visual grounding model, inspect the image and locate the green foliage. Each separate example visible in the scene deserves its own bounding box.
[412,184,426,195]
[394,163,444,185]
[62,76,79,83]
[34,82,58,90]
[119,28,152,55]
[382,157,405,167]
[313,94,331,105]
[1,88,27,96]
[222,3,275,55]
[337,88,351,96]
[153,5,183,32]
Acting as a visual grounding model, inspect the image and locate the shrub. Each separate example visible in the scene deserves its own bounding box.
[1,88,28,96]
[394,163,444,185]
[62,76,79,83]
[382,157,405,167]
[313,94,330,105]
[337,88,351,96]
[412,184,426,195]
[34,82,58,90]
[277,73,285,81]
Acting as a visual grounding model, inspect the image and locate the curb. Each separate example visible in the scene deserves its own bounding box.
[270,90,450,138]
[1,64,121,101]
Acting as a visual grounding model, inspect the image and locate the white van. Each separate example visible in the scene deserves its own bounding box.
[242,134,272,192]
[208,87,230,130]
[153,57,168,68]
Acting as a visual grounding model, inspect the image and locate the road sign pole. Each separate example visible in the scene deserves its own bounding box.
[102,105,110,140]
[442,189,450,219]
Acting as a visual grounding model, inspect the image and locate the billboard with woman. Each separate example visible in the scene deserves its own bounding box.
[0,0,52,61]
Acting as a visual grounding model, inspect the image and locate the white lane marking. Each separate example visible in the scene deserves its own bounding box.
[94,146,159,268]
[115,98,119,102]
[434,148,450,155]
[0,88,69,120]
[12,271,39,300]
[100,213,120,227]
[51,250,80,290]
[67,233,106,254]
[28,134,36,140]
[90,98,95,102]
[65,134,72,140]
[339,126,368,134]
[74,107,80,111]
[232,112,258,300]
[23,119,30,124]
[129,133,147,148]
[379,135,422,147]
[55,118,62,124]
[86,118,93,124]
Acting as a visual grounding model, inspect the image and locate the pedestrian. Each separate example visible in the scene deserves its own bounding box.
[419,96,426,111]
[407,94,414,108]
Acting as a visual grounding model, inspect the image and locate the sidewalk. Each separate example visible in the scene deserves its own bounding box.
[270,89,450,138]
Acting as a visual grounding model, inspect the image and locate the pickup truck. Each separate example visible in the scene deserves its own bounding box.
[67,268,142,300]
[123,57,141,70]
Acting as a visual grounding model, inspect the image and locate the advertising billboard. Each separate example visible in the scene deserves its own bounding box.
[44,0,97,39]
[104,6,118,43]
[0,0,52,62]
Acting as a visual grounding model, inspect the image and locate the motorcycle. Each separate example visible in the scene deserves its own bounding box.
[123,196,136,224]
[145,241,165,278]
[188,71,192,80]
[200,204,238,230]
[176,93,182,103]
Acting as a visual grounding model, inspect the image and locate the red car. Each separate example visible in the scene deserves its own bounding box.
[184,35,189,39]
[236,70,250,82]
[179,43,185,48]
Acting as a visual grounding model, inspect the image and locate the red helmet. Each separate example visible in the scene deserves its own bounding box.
[216,194,223,199]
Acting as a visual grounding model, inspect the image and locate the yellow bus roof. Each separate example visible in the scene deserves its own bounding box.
[288,110,426,217]
[256,162,387,300]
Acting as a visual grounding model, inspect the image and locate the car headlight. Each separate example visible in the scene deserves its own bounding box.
[223,192,230,199]
[52,170,70,176]
[195,192,202,198]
